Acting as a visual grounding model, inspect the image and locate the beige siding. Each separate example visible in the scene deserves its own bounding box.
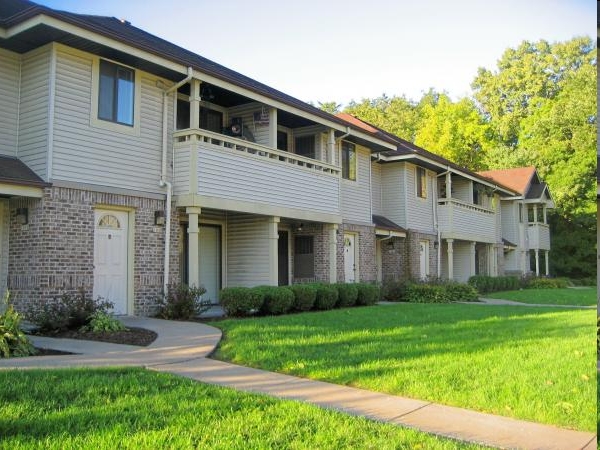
[371,162,382,215]
[452,177,472,202]
[341,145,372,224]
[453,241,474,282]
[381,162,406,226]
[226,214,270,287]
[227,102,271,146]
[0,49,20,157]
[501,202,519,244]
[51,47,174,193]
[18,47,51,179]
[405,163,435,233]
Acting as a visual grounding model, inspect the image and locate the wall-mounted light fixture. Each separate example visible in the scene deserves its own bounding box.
[293,222,304,232]
[154,210,166,226]
[16,208,28,225]
[434,240,439,250]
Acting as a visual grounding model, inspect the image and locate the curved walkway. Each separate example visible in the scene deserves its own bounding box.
[0,317,595,450]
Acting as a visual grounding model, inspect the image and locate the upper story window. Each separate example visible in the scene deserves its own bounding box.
[416,167,427,198]
[341,141,356,181]
[277,130,289,151]
[98,60,135,126]
[295,135,316,159]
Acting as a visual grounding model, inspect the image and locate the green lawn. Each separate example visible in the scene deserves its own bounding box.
[485,288,596,306]
[214,304,596,431]
[0,368,489,449]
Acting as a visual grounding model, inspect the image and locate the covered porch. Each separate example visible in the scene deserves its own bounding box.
[440,239,501,283]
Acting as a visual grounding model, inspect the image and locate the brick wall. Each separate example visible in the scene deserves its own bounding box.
[405,230,438,280]
[336,223,377,282]
[8,186,179,316]
[291,222,330,283]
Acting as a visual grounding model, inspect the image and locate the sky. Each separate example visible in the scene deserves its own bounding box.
[35,0,596,107]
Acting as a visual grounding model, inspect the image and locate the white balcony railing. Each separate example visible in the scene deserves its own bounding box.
[437,198,497,243]
[527,222,551,250]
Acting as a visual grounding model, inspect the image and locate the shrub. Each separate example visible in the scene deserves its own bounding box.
[313,283,338,310]
[289,284,317,312]
[444,282,479,302]
[468,275,519,294]
[259,286,294,315]
[335,283,358,307]
[80,311,126,332]
[28,289,114,333]
[220,287,264,317]
[381,280,409,302]
[355,283,380,306]
[525,277,568,289]
[156,284,210,320]
[404,283,450,303]
[0,292,35,358]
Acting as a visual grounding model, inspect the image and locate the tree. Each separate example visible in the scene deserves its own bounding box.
[317,101,342,114]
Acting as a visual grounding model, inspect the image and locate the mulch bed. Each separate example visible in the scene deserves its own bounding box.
[35,327,157,347]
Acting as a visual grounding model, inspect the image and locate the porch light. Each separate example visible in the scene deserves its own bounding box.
[16,208,28,225]
[154,210,166,226]
[434,240,439,250]
[293,222,304,232]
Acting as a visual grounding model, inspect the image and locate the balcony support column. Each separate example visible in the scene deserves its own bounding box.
[445,172,452,199]
[447,239,454,280]
[269,108,277,148]
[533,205,538,223]
[542,204,547,224]
[186,206,201,288]
[268,216,280,286]
[327,129,336,165]
[328,223,338,283]
[469,241,476,279]
[545,250,550,276]
[190,79,202,129]
[534,249,540,276]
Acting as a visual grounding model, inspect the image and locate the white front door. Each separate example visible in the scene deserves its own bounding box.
[199,225,221,304]
[419,240,429,279]
[344,233,356,283]
[94,210,128,314]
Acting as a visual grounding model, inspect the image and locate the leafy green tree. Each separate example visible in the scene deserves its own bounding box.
[317,101,342,114]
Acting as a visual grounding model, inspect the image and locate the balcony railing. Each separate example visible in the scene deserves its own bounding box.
[437,198,497,243]
[527,222,550,250]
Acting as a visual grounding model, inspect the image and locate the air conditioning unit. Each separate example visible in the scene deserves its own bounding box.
[230,117,243,136]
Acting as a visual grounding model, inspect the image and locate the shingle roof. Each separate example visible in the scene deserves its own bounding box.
[476,167,536,196]
[372,215,406,232]
[0,155,49,187]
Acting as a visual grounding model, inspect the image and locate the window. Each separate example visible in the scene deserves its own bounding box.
[416,167,427,198]
[200,107,222,133]
[294,236,314,279]
[295,135,315,159]
[341,141,356,181]
[98,60,135,126]
[277,130,288,151]
[518,203,523,223]
[176,99,190,130]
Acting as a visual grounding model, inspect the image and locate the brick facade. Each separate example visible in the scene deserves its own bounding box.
[336,223,377,283]
[8,186,179,316]
[290,222,330,283]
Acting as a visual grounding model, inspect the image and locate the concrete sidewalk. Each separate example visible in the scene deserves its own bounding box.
[1,316,595,450]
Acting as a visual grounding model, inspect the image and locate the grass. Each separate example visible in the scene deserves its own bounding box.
[214,303,596,431]
[0,368,490,450]
[485,287,596,306]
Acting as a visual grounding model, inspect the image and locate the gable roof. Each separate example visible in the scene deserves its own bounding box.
[476,167,536,195]
[0,155,49,187]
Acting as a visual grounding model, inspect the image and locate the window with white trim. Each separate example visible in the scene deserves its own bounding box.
[98,60,135,126]
[341,141,356,181]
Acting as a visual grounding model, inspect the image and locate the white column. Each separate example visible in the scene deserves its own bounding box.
[445,172,452,199]
[328,224,338,283]
[268,217,280,286]
[187,206,201,287]
[533,205,538,223]
[269,108,277,148]
[545,250,550,276]
[190,79,201,129]
[469,242,476,278]
[542,205,547,224]
[447,239,454,280]
[327,129,336,165]
[535,249,540,276]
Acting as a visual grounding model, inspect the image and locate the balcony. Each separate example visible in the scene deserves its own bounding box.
[437,198,497,243]
[172,129,341,223]
[527,222,550,250]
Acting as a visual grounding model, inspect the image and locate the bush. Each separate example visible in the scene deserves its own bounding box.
[28,289,114,333]
[289,284,317,312]
[259,286,294,315]
[468,275,519,294]
[444,282,479,302]
[220,287,264,317]
[313,283,338,310]
[355,283,380,306]
[570,277,596,287]
[381,280,409,302]
[0,292,35,358]
[404,283,450,303]
[80,311,126,332]
[156,284,210,320]
[335,283,358,307]
[525,277,568,289]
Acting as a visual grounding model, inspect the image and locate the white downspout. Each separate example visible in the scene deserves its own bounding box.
[160,67,193,295]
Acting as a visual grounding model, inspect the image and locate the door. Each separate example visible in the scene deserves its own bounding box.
[199,225,221,304]
[94,210,128,314]
[419,240,429,279]
[344,233,356,283]
[278,230,289,285]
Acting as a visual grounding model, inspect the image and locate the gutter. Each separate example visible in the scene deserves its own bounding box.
[159,67,193,295]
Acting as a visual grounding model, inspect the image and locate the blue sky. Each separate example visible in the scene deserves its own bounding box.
[35,0,595,107]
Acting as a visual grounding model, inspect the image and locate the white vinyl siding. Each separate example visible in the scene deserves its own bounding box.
[226,215,270,287]
[371,162,382,215]
[227,102,270,146]
[18,47,51,179]
[451,177,472,202]
[380,163,406,226]
[405,163,435,233]
[0,49,20,157]
[453,241,473,283]
[51,47,173,193]
[341,145,371,223]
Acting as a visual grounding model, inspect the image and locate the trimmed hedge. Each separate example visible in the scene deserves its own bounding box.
[356,283,380,306]
[404,283,449,303]
[259,286,294,315]
[313,283,338,310]
[381,280,409,302]
[468,275,519,294]
[220,287,263,317]
[335,283,358,307]
[289,284,317,311]
[444,282,479,302]
[525,277,568,289]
